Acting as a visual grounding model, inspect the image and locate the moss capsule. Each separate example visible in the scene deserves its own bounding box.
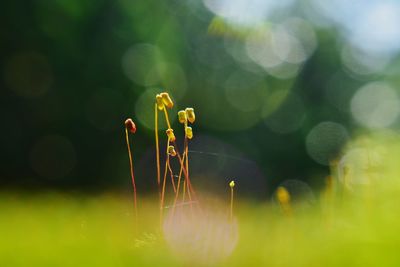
[166,128,176,141]
[178,110,187,124]
[125,118,137,134]
[185,126,193,139]
[161,92,174,109]
[167,145,176,156]
[156,94,164,110]
[185,108,195,123]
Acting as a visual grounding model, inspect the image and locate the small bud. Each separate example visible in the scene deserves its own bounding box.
[125,118,136,134]
[178,110,187,124]
[276,186,290,205]
[156,94,164,110]
[160,92,174,109]
[229,180,235,188]
[185,108,195,123]
[166,128,176,142]
[167,145,176,156]
[185,126,193,139]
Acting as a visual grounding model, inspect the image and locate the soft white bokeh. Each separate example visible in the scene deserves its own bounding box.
[163,203,238,265]
[245,18,316,79]
[338,148,383,189]
[351,82,400,128]
[203,0,294,26]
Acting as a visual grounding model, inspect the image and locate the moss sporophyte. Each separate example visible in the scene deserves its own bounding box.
[124,92,239,264]
[124,118,137,225]
[124,92,238,224]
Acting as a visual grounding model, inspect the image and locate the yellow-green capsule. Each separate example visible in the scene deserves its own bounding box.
[185,126,193,139]
[160,92,174,109]
[156,94,164,110]
[167,145,176,156]
[178,110,187,124]
[229,180,235,188]
[185,108,195,123]
[166,128,176,141]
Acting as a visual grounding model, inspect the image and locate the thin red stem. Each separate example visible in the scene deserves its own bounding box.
[125,128,138,224]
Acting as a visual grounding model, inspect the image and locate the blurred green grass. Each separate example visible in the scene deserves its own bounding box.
[1,192,400,266]
[0,193,177,266]
[2,132,400,267]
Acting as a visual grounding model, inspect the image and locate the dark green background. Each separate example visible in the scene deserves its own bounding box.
[1,0,397,197]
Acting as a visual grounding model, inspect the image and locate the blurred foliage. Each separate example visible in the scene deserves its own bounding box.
[1,0,400,197]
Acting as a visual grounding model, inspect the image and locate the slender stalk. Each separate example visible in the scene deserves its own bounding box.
[174,151,185,201]
[229,181,235,222]
[155,104,161,187]
[163,107,172,129]
[172,147,186,206]
[125,128,138,225]
[172,139,197,204]
[230,186,234,221]
[167,159,176,193]
[173,142,188,189]
[160,139,170,224]
[185,142,193,203]
[183,131,197,200]
[182,180,186,202]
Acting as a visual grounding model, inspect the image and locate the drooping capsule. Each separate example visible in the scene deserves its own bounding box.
[167,145,176,156]
[178,110,187,124]
[185,108,195,123]
[156,94,164,110]
[124,118,137,134]
[185,126,193,139]
[160,92,174,109]
[166,128,176,141]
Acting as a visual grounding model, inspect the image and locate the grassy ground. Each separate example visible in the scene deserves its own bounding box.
[1,190,400,266]
[2,132,400,266]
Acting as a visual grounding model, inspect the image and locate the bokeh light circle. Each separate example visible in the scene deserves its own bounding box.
[306,121,349,165]
[245,19,316,79]
[163,203,238,265]
[246,29,284,69]
[338,148,383,189]
[146,62,187,99]
[350,82,400,128]
[122,43,163,86]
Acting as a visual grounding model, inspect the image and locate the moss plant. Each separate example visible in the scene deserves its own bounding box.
[276,186,291,216]
[230,180,235,222]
